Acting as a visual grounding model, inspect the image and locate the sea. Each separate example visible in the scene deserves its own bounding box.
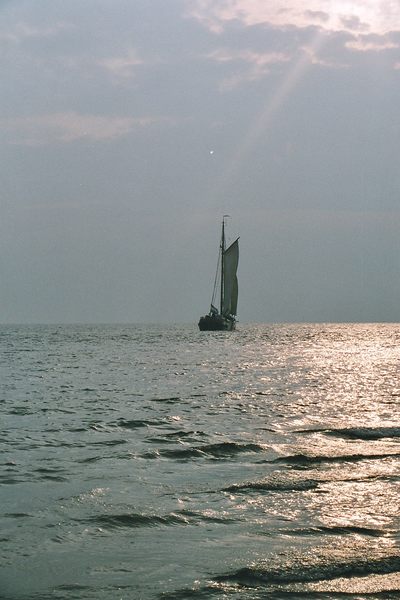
[1,323,399,600]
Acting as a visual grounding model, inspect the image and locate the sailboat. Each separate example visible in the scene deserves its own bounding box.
[198,216,239,331]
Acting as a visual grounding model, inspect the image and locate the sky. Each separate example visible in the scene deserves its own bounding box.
[1,0,400,324]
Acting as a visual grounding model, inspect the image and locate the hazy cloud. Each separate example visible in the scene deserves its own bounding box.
[0,20,72,44]
[339,15,369,33]
[304,10,330,23]
[97,49,145,82]
[300,45,349,69]
[345,36,400,52]
[207,48,290,88]
[0,112,163,146]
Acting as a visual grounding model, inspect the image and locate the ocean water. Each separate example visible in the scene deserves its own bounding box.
[1,323,399,599]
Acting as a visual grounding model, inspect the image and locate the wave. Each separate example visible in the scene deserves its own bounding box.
[8,587,94,600]
[89,439,127,447]
[78,509,235,530]
[223,467,399,495]
[324,427,400,440]
[160,588,217,600]
[33,467,68,482]
[76,455,103,464]
[224,477,319,493]
[81,512,188,529]
[281,525,392,538]
[161,430,206,440]
[275,451,400,467]
[147,431,208,445]
[149,396,182,403]
[198,441,266,457]
[69,418,160,432]
[142,441,267,460]
[296,426,400,441]
[113,418,155,429]
[215,555,400,586]
[160,560,400,600]
[0,474,20,485]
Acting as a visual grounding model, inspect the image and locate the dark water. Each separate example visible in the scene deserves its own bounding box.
[1,323,399,599]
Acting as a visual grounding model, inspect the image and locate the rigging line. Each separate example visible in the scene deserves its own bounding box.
[211,250,221,309]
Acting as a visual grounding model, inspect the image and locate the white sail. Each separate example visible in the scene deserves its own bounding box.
[222,238,239,316]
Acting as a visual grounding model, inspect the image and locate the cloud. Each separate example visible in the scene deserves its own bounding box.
[97,49,145,81]
[300,45,349,69]
[0,112,164,146]
[207,48,290,88]
[304,10,330,24]
[339,14,369,33]
[208,48,289,66]
[206,43,347,90]
[0,20,72,44]
[345,37,400,52]
[187,0,400,36]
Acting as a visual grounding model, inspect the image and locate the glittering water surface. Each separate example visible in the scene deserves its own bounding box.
[1,324,399,599]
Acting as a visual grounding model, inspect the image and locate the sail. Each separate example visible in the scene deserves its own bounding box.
[222,238,239,316]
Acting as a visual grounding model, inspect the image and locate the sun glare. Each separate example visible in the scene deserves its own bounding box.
[190,0,399,36]
[328,0,390,33]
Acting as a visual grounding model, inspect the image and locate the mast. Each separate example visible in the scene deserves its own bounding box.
[220,215,228,314]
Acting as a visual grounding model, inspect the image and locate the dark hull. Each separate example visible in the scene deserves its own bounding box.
[198,314,235,331]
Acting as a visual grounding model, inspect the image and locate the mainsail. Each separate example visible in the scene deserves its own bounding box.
[222,238,239,317]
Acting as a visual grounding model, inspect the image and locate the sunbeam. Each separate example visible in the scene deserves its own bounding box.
[211,29,327,201]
